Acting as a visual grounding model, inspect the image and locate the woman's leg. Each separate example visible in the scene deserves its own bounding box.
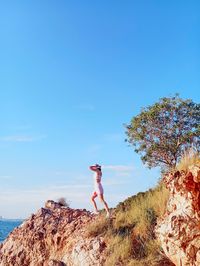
[91,192,98,212]
[99,194,109,215]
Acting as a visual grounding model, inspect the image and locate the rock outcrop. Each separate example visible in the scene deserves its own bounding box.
[156,166,200,266]
[0,200,106,266]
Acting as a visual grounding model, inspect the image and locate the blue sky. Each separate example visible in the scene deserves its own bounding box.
[0,1,199,218]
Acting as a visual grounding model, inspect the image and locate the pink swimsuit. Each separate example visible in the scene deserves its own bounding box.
[93,171,104,195]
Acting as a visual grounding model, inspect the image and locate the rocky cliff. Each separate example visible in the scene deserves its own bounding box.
[156,166,200,266]
[0,201,106,266]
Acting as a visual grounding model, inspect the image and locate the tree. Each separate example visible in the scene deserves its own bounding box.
[125,95,200,169]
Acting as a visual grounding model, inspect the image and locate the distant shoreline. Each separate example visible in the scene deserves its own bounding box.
[0,218,24,222]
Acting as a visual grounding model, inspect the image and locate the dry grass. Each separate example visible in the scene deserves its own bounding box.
[104,235,132,266]
[176,148,200,173]
[86,182,170,265]
[86,214,112,238]
[113,183,169,237]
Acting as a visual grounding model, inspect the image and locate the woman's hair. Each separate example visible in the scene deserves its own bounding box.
[95,164,101,171]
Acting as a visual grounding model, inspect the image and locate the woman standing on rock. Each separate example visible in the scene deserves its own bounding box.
[90,164,110,217]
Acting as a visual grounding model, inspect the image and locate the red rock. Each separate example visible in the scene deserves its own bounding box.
[156,166,200,266]
[0,201,106,266]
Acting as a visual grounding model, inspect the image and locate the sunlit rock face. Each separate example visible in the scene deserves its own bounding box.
[0,200,106,266]
[156,166,200,266]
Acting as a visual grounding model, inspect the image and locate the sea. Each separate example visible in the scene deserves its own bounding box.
[0,219,23,243]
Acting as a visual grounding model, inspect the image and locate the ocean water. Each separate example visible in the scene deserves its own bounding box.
[0,220,23,242]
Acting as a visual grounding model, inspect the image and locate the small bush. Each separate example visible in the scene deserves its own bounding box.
[57,197,69,207]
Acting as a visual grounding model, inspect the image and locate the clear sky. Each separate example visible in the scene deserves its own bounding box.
[0,1,199,218]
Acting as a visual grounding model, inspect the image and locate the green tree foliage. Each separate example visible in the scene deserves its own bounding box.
[126,95,200,169]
